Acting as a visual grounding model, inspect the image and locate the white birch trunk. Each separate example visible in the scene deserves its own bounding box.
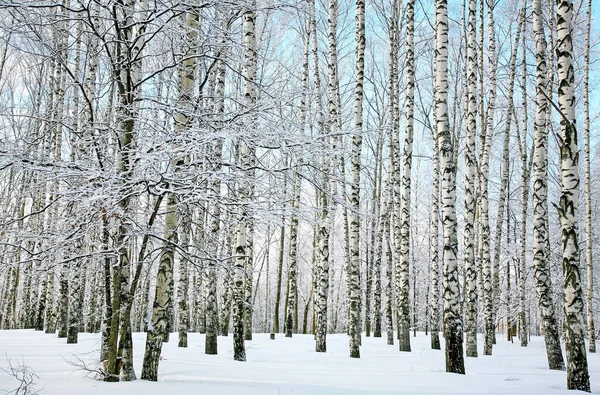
[556,0,590,390]
[481,0,496,356]
[531,0,565,370]
[348,0,365,358]
[205,13,229,355]
[463,0,478,358]
[397,0,414,353]
[583,0,595,355]
[517,13,529,347]
[436,0,464,374]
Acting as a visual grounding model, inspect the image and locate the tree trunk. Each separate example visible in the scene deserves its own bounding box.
[347,0,365,358]
[396,0,414,354]
[205,13,228,354]
[178,214,190,348]
[517,9,529,347]
[480,0,496,356]
[583,0,595,355]
[286,164,301,338]
[531,0,565,370]
[556,0,590,390]
[463,0,478,358]
[436,0,464,374]
[141,194,176,381]
[273,208,286,334]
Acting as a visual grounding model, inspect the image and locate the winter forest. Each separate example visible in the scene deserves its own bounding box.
[0,0,598,392]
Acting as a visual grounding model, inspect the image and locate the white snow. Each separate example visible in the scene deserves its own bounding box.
[0,330,598,394]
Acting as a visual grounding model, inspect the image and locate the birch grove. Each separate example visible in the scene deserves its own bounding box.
[0,0,597,391]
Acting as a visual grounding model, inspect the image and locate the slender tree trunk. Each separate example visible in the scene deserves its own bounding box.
[429,31,441,351]
[285,16,310,338]
[205,13,228,353]
[347,0,365,358]
[436,0,465,374]
[178,213,191,348]
[385,205,394,346]
[388,0,402,345]
[556,0,590,390]
[396,0,414,353]
[373,141,386,339]
[241,5,258,343]
[481,0,496,356]
[583,0,595,355]
[517,10,529,347]
[141,193,176,381]
[273,195,286,334]
[492,8,524,345]
[100,220,112,362]
[531,0,565,370]
[286,164,301,338]
[220,221,233,336]
[233,3,257,360]
[315,0,340,353]
[463,0,478,358]
[67,256,82,344]
[365,132,382,338]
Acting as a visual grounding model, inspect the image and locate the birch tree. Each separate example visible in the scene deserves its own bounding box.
[463,0,478,358]
[480,0,496,356]
[205,11,231,355]
[348,0,366,358]
[492,8,524,339]
[517,13,530,347]
[556,0,590,390]
[583,0,595,355]
[397,0,414,354]
[531,0,564,371]
[436,0,464,374]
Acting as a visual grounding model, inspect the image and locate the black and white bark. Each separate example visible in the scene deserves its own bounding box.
[531,0,565,371]
[463,0,478,358]
[397,0,414,354]
[556,0,590,390]
[348,0,365,358]
[583,0,595,355]
[436,0,465,374]
[480,0,496,356]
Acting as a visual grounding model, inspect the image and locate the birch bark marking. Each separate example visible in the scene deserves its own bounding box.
[583,0,595,355]
[517,10,529,347]
[348,0,365,358]
[316,0,341,352]
[429,9,441,350]
[436,0,465,374]
[463,0,478,358]
[373,168,387,339]
[532,0,565,371]
[233,2,258,360]
[140,0,195,380]
[481,0,496,356]
[242,2,258,343]
[205,13,229,355]
[556,0,590,390]
[397,0,414,353]
[286,163,301,338]
[389,0,402,343]
[107,0,149,380]
[177,214,190,348]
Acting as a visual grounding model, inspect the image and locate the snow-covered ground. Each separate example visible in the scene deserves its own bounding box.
[0,330,598,394]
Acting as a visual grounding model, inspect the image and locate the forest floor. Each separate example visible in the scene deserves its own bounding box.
[1,329,599,394]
